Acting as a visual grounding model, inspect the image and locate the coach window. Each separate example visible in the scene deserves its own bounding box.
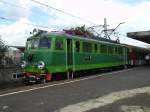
[55,38,64,50]
[75,41,80,52]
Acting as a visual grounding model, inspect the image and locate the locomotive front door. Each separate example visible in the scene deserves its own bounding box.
[67,39,73,68]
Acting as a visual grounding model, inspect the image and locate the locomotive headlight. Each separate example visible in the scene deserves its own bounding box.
[21,61,27,68]
[37,61,45,69]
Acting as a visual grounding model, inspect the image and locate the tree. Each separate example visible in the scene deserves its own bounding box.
[0,35,8,67]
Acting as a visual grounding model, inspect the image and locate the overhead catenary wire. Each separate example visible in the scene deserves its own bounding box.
[0,1,29,11]
[0,0,47,16]
[0,1,56,29]
[0,16,54,29]
[0,1,122,40]
[0,0,97,26]
[30,0,97,25]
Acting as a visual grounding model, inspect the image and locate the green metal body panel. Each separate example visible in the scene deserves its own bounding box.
[72,52,126,71]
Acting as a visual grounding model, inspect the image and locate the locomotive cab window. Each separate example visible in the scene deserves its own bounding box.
[55,38,64,50]
[26,39,39,49]
[31,39,39,49]
[26,38,51,49]
[39,38,51,48]
[26,40,32,49]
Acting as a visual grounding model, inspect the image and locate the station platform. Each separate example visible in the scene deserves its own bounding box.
[0,66,150,112]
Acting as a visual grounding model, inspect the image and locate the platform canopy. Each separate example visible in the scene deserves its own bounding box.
[127,31,150,44]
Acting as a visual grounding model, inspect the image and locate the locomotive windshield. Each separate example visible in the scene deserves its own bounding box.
[39,38,51,48]
[26,37,51,49]
[31,39,39,49]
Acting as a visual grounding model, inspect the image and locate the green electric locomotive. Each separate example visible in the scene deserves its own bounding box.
[21,30,128,84]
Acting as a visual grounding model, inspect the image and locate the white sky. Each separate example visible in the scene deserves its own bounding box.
[0,0,150,48]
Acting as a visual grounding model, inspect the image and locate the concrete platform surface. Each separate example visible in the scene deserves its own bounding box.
[0,66,150,112]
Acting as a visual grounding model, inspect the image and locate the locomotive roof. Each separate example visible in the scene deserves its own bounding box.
[28,31,127,47]
[50,32,127,47]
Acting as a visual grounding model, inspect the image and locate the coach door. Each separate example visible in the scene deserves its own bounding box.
[66,39,73,67]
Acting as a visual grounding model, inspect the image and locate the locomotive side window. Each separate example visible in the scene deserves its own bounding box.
[108,46,114,54]
[75,41,80,52]
[83,42,92,52]
[118,47,123,54]
[115,47,118,54]
[39,38,51,48]
[94,44,98,53]
[55,38,64,50]
[101,44,107,54]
